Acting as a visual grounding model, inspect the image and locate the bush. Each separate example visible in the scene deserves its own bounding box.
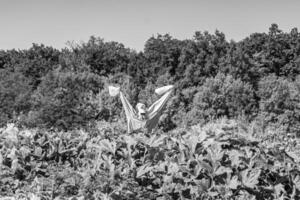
[187,73,257,125]
[21,69,105,130]
[0,69,32,127]
[257,74,300,133]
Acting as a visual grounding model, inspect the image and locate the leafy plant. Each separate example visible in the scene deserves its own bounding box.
[1,120,299,199]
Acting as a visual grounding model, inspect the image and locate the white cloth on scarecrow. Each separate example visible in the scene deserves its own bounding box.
[109,85,174,133]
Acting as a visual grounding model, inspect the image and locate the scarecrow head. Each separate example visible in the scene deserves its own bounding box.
[136,102,147,120]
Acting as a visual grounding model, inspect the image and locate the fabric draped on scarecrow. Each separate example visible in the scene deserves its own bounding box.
[108,85,174,133]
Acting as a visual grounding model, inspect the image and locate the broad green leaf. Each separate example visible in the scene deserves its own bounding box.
[102,154,115,175]
[194,178,211,191]
[198,160,213,174]
[100,139,116,155]
[207,144,224,162]
[292,174,300,190]
[28,193,41,200]
[215,185,231,196]
[183,132,204,154]
[34,146,43,157]
[228,149,244,167]
[286,151,300,163]
[154,161,166,173]
[19,146,31,159]
[123,135,137,149]
[237,190,256,200]
[64,177,76,186]
[244,147,254,158]
[7,147,18,160]
[11,159,19,172]
[167,162,179,175]
[163,175,173,183]
[208,191,219,197]
[147,135,167,147]
[274,183,285,197]
[20,129,34,138]
[99,193,111,200]
[191,126,208,143]
[241,168,261,188]
[228,175,239,189]
[215,166,232,175]
[136,163,153,178]
[203,137,215,148]
[3,123,19,143]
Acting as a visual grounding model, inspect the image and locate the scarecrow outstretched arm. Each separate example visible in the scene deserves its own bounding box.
[108,85,137,120]
[119,91,137,119]
[147,85,174,119]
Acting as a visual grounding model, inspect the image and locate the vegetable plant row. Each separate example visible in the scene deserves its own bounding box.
[0,120,300,200]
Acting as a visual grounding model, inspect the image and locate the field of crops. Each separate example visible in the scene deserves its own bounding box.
[1,119,300,200]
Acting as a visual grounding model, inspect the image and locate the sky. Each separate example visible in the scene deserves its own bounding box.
[0,0,300,52]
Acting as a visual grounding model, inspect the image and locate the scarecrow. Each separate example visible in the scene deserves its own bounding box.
[108,85,174,133]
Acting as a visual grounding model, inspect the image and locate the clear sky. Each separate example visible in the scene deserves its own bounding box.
[0,0,300,51]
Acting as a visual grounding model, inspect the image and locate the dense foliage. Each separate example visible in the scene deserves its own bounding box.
[1,120,300,200]
[1,24,300,199]
[0,24,300,134]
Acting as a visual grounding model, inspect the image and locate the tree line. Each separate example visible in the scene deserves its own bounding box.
[0,24,299,134]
